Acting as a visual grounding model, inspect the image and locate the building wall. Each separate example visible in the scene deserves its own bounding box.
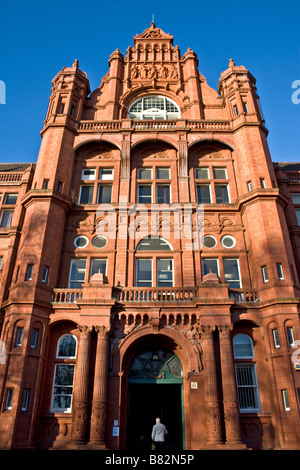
[0,23,300,450]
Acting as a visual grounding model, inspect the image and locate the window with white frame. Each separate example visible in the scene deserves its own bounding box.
[287,327,295,347]
[282,389,290,411]
[81,168,96,180]
[136,259,153,287]
[223,259,241,288]
[233,334,260,412]
[128,95,180,120]
[262,265,269,283]
[99,168,114,180]
[51,334,77,413]
[0,210,14,228]
[90,259,107,277]
[136,237,173,287]
[69,259,87,289]
[272,329,280,348]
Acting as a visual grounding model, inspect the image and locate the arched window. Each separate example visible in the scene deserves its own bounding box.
[128,95,180,120]
[51,334,77,413]
[137,237,172,251]
[57,334,77,358]
[233,334,260,412]
[136,238,173,288]
[233,334,254,359]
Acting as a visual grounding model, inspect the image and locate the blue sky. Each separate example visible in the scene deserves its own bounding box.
[0,0,299,164]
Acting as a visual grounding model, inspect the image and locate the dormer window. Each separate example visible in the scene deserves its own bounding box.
[128,95,180,120]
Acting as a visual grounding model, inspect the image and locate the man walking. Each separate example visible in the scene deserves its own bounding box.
[151,418,168,451]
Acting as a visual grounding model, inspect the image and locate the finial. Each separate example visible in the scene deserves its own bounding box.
[151,14,156,28]
[73,59,79,68]
[229,58,235,69]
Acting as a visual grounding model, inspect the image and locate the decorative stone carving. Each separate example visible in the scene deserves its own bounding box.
[71,402,88,441]
[90,402,106,442]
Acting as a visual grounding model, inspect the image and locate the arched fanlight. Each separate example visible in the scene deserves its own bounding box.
[128,95,180,120]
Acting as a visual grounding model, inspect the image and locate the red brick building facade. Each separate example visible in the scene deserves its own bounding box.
[0,23,300,450]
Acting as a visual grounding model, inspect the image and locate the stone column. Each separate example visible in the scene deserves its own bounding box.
[201,325,223,445]
[218,325,243,446]
[71,325,93,444]
[89,325,110,445]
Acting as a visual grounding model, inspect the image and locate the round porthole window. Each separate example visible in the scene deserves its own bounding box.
[221,235,236,249]
[92,235,108,249]
[74,236,89,249]
[202,235,217,249]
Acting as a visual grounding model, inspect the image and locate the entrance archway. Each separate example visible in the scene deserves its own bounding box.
[126,347,184,451]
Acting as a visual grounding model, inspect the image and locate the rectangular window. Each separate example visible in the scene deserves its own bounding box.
[287,327,295,347]
[247,181,253,192]
[79,185,94,204]
[57,181,63,192]
[235,364,260,412]
[0,210,14,228]
[234,105,239,116]
[195,168,209,179]
[138,168,152,180]
[31,329,39,348]
[82,169,96,180]
[223,259,241,288]
[243,102,248,113]
[21,389,30,411]
[26,264,33,281]
[51,364,75,412]
[42,266,49,284]
[262,266,269,283]
[4,194,18,205]
[260,178,266,189]
[43,179,49,189]
[215,185,230,203]
[157,259,173,287]
[197,185,211,203]
[69,259,87,289]
[213,168,227,179]
[272,329,280,348]
[296,209,300,225]
[156,185,170,204]
[97,185,112,203]
[156,168,170,179]
[5,388,14,410]
[0,256,3,270]
[202,258,219,276]
[282,389,290,411]
[291,193,300,204]
[276,263,284,280]
[138,185,152,204]
[136,259,152,287]
[99,168,114,180]
[16,327,24,347]
[90,259,107,277]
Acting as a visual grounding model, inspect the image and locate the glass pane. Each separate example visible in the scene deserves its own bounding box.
[157,259,173,286]
[137,259,152,286]
[156,185,170,203]
[100,169,113,180]
[213,168,227,179]
[137,237,171,251]
[292,193,300,204]
[138,185,152,203]
[58,335,76,357]
[197,185,211,203]
[234,335,253,358]
[4,194,18,205]
[0,211,14,227]
[91,259,107,276]
[138,168,152,179]
[223,259,240,287]
[97,185,112,203]
[215,185,229,203]
[79,186,94,204]
[195,168,209,179]
[202,259,219,276]
[55,364,75,386]
[296,210,300,225]
[82,169,96,180]
[156,168,170,179]
[69,259,86,288]
[144,96,165,110]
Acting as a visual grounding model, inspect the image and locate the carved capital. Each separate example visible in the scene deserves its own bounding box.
[77,325,93,339]
[95,325,110,339]
[201,325,216,338]
[218,324,233,338]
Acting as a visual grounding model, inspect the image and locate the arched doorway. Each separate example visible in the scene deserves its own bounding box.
[126,347,184,451]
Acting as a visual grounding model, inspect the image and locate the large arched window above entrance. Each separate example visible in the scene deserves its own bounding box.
[129,349,183,383]
[137,236,172,251]
[233,334,254,359]
[128,95,180,120]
